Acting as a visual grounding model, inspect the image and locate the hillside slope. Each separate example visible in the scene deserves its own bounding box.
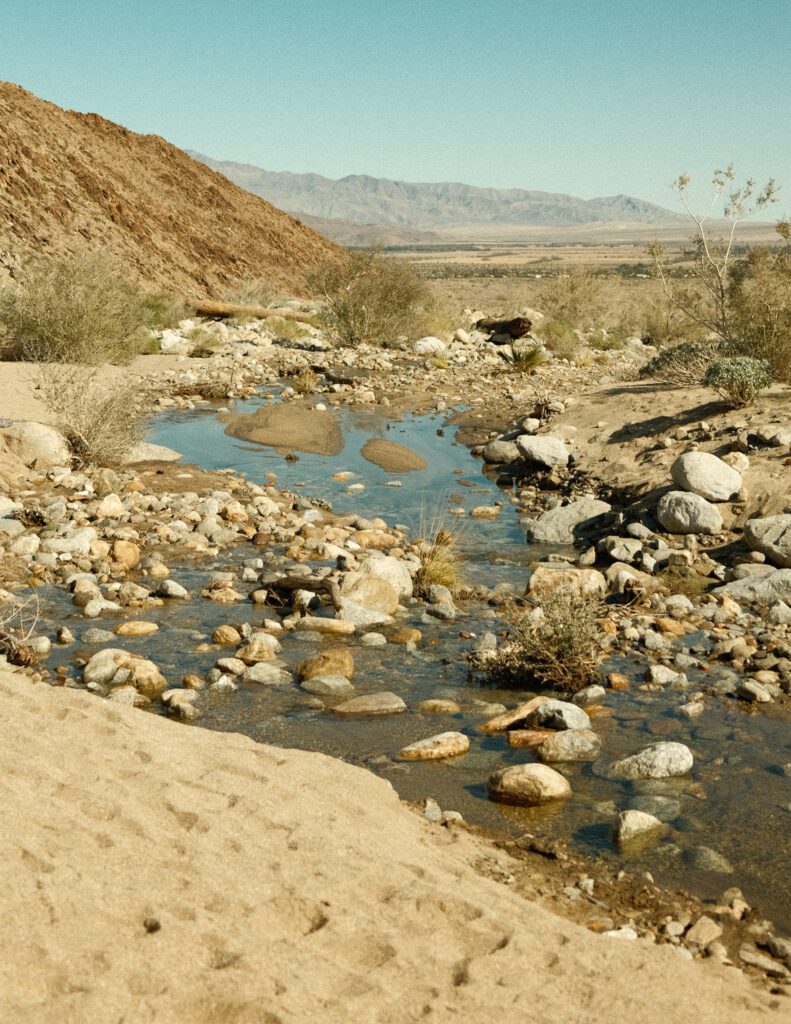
[190,152,685,231]
[0,83,338,298]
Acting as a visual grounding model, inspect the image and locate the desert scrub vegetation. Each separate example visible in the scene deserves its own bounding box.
[702,356,773,407]
[185,326,223,357]
[510,346,545,373]
[0,253,159,364]
[36,364,147,467]
[486,587,603,693]
[537,319,580,361]
[291,367,319,395]
[414,527,464,597]
[309,248,431,347]
[533,268,609,331]
[638,340,721,386]
[266,316,311,342]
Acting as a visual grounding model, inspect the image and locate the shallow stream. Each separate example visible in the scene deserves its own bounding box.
[47,392,791,931]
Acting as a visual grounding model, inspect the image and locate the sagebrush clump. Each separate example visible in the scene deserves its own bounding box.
[639,340,720,386]
[309,249,431,347]
[537,319,580,361]
[702,356,773,407]
[0,253,155,364]
[486,587,603,693]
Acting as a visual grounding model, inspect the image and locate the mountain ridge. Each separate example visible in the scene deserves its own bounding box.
[188,152,686,232]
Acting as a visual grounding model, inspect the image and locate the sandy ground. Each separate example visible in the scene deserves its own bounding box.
[0,667,779,1024]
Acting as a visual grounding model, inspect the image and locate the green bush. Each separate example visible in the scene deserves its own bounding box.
[702,356,773,407]
[309,249,431,347]
[638,340,720,386]
[729,236,791,383]
[533,269,608,330]
[537,319,580,361]
[0,253,153,364]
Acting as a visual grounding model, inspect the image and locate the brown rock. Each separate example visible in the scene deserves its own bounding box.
[298,648,354,682]
[333,692,407,717]
[487,763,572,805]
[342,576,399,614]
[392,627,422,645]
[112,540,140,569]
[360,439,427,473]
[416,699,460,714]
[397,732,470,761]
[479,696,547,733]
[213,625,242,646]
[113,621,159,637]
[507,728,554,749]
[608,672,630,691]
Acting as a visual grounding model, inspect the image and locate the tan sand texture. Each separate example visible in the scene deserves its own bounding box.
[0,668,776,1024]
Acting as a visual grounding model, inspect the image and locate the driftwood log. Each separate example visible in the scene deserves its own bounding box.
[474,315,532,339]
[269,574,342,612]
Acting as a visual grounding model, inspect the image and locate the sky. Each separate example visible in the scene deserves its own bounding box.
[1,0,789,213]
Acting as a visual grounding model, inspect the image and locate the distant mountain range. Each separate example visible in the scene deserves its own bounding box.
[189,153,686,243]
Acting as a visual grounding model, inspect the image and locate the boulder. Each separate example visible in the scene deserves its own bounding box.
[527,565,607,600]
[0,421,70,468]
[516,435,570,469]
[338,599,394,628]
[413,336,446,356]
[300,674,354,698]
[525,498,611,543]
[744,514,791,568]
[397,731,470,761]
[487,763,572,805]
[715,569,791,604]
[538,729,601,762]
[670,452,742,502]
[358,554,413,599]
[83,648,166,698]
[482,440,522,465]
[656,491,723,534]
[112,540,140,569]
[333,692,407,717]
[298,648,354,681]
[342,575,399,614]
[611,741,693,780]
[236,634,278,664]
[527,698,591,731]
[243,663,291,686]
[615,809,665,848]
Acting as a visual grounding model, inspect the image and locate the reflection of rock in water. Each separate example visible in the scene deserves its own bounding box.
[222,403,344,456]
[360,438,427,472]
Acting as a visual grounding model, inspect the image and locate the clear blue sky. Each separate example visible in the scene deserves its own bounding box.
[2,0,789,211]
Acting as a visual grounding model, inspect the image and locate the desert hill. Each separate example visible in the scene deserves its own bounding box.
[190,152,686,235]
[0,83,338,298]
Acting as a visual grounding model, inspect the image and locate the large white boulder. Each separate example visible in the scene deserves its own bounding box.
[670,452,742,502]
[0,422,70,469]
[744,514,791,568]
[657,491,723,534]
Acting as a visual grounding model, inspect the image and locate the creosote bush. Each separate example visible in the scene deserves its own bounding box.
[309,249,431,347]
[486,587,603,693]
[702,356,773,408]
[728,230,791,383]
[533,269,608,331]
[0,253,156,364]
[638,340,720,387]
[36,365,147,467]
[537,319,580,361]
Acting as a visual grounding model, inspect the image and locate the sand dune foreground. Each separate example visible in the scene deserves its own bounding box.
[0,668,776,1023]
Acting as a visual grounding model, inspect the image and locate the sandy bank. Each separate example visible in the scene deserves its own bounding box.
[0,668,776,1024]
[223,401,344,456]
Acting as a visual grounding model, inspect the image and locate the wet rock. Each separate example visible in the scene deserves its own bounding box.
[416,699,461,713]
[83,648,167,698]
[113,621,159,637]
[333,692,407,716]
[338,598,394,628]
[294,616,355,635]
[215,657,247,676]
[212,625,242,645]
[157,579,189,599]
[684,845,733,874]
[611,741,693,780]
[516,435,570,469]
[360,439,427,473]
[300,673,354,698]
[538,729,601,762]
[527,698,590,731]
[243,662,291,685]
[357,554,414,599]
[572,684,606,707]
[83,597,122,618]
[525,498,611,544]
[628,795,681,822]
[670,452,742,502]
[298,647,354,681]
[743,514,791,568]
[615,809,665,848]
[82,628,117,645]
[397,731,470,760]
[237,633,279,663]
[657,491,723,535]
[736,678,772,702]
[487,763,572,805]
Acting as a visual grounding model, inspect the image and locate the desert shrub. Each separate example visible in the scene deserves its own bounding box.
[414,527,464,597]
[639,288,708,347]
[36,364,147,467]
[0,253,154,364]
[533,270,608,330]
[538,319,580,360]
[291,367,319,395]
[511,346,545,373]
[140,292,189,331]
[186,326,223,358]
[638,340,720,386]
[702,356,773,407]
[589,327,627,351]
[224,279,281,309]
[266,316,310,342]
[728,233,791,382]
[309,249,431,347]
[486,586,603,693]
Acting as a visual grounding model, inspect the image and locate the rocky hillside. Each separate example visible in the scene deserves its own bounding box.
[0,83,338,298]
[190,153,684,232]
